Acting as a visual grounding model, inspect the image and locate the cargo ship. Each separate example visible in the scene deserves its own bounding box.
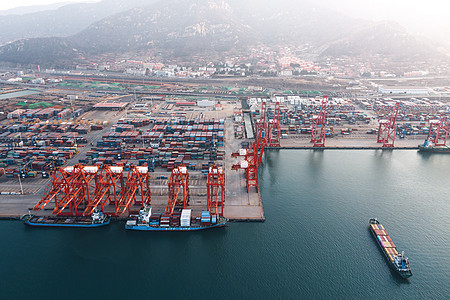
[21,210,110,228]
[369,218,412,278]
[418,142,450,154]
[125,206,228,231]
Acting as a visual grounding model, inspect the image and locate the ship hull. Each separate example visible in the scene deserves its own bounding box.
[418,145,450,153]
[126,220,228,231]
[22,215,111,228]
[369,227,412,278]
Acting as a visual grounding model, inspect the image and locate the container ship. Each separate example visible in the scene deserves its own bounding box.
[369,218,412,278]
[21,210,110,228]
[125,206,228,231]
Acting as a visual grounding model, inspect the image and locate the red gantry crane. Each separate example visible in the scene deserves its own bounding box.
[232,128,266,192]
[310,96,328,147]
[377,102,400,148]
[256,101,268,136]
[207,165,225,217]
[115,166,151,216]
[426,117,449,146]
[165,166,190,216]
[268,102,281,147]
[52,165,97,216]
[84,166,124,216]
[33,166,77,212]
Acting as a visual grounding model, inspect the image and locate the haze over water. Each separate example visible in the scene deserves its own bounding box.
[0,150,449,299]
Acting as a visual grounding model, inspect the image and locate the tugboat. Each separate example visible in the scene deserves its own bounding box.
[21,209,110,228]
[369,218,412,278]
[125,206,228,231]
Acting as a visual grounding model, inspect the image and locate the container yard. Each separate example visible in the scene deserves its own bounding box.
[248,96,449,149]
[0,80,448,222]
[0,86,264,222]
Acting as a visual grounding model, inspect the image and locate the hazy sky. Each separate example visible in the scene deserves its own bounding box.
[0,0,98,11]
[0,0,449,39]
[324,0,450,36]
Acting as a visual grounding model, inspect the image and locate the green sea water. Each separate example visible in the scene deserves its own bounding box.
[0,150,449,299]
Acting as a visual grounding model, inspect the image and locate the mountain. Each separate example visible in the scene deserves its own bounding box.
[0,0,447,67]
[71,0,257,56]
[0,37,82,66]
[227,0,362,45]
[0,0,156,46]
[321,21,445,61]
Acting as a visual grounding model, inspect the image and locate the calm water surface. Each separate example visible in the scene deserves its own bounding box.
[0,150,449,299]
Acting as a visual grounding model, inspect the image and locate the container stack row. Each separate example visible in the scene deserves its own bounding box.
[371,223,399,262]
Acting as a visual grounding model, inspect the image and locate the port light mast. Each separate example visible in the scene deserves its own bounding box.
[377,102,400,148]
[427,117,449,146]
[165,166,190,216]
[268,102,281,147]
[207,165,225,217]
[310,96,328,147]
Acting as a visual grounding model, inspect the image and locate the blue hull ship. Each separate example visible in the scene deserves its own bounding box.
[125,206,228,231]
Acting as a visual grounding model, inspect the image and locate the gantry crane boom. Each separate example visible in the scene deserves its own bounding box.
[33,167,74,211]
[84,166,123,216]
[427,117,449,146]
[207,165,225,216]
[165,166,189,215]
[115,166,150,216]
[256,101,268,136]
[52,165,97,215]
[268,102,281,147]
[311,96,328,147]
[232,128,266,192]
[379,102,400,148]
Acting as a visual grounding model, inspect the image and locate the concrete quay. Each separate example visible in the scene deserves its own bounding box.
[0,118,266,221]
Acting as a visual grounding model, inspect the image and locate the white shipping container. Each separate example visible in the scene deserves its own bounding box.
[181,209,191,215]
[180,218,191,227]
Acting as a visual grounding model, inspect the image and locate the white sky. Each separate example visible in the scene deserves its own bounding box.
[1,0,449,20]
[0,0,98,11]
[323,0,450,40]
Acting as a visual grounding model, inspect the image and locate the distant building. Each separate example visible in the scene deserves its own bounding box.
[155,70,171,77]
[378,86,429,95]
[93,102,129,110]
[31,78,45,84]
[67,95,78,100]
[197,100,214,107]
[133,103,148,110]
[279,70,293,76]
[126,69,146,76]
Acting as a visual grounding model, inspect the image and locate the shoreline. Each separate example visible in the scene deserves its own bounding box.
[266,146,419,150]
